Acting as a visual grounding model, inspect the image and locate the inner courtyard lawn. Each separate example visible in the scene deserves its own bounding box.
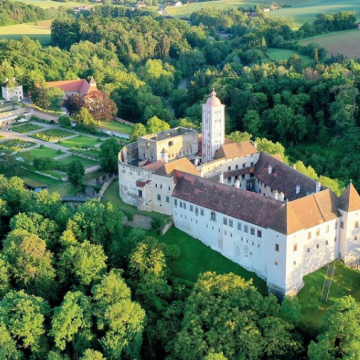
[59,136,102,148]
[57,155,97,167]
[10,123,43,133]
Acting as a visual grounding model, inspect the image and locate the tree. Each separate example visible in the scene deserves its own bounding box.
[84,91,117,123]
[2,229,55,298]
[0,255,10,298]
[67,159,85,187]
[227,131,252,142]
[130,123,147,142]
[58,240,107,287]
[33,157,55,171]
[172,272,301,360]
[31,83,51,110]
[146,116,170,134]
[48,86,65,110]
[99,138,123,173]
[0,290,50,356]
[51,291,93,354]
[80,349,106,360]
[308,296,360,360]
[64,94,84,115]
[73,108,97,132]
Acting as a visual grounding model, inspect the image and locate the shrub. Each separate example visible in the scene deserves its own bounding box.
[39,144,45,149]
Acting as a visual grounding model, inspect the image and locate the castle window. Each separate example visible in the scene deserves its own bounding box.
[237,222,242,231]
[250,252,252,256]
[258,244,260,248]
[223,217,228,225]
[293,261,296,266]
[243,164,246,168]
[326,225,330,233]
[242,174,245,179]
[157,194,161,201]
[174,199,178,207]
[355,236,358,241]
[316,229,320,237]
[183,203,186,210]
[180,202,183,208]
[190,205,193,212]
[252,241,254,246]
[229,220,233,227]
[251,162,254,166]
[307,248,310,253]
[168,141,174,146]
[326,240,329,245]
[195,207,199,216]
[250,227,255,236]
[244,225,249,233]
[160,185,162,189]
[257,230,262,238]
[228,166,231,171]
[227,178,231,184]
[275,244,279,252]
[307,232,311,240]
[235,165,238,170]
[155,184,158,188]
[211,211,216,221]
[230,233,232,237]
[316,244,319,249]
[200,209,204,216]
[334,237,337,242]
[138,190,142,197]
[334,222,338,230]
[166,196,170,203]
[275,260,278,266]
[341,222,344,229]
[355,221,359,229]
[168,187,171,191]
[293,244,297,252]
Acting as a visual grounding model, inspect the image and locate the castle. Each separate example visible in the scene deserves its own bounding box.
[118,90,360,298]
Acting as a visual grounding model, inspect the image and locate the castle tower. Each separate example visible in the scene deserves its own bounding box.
[201,89,225,164]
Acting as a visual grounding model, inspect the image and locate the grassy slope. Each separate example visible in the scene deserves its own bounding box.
[297,260,360,329]
[0,20,52,44]
[98,121,133,135]
[300,29,360,59]
[57,155,97,167]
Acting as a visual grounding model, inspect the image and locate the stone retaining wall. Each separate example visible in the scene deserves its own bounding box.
[115,117,135,127]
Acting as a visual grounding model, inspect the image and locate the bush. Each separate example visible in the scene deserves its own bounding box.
[57,149,62,154]
[39,144,45,149]
[33,157,55,171]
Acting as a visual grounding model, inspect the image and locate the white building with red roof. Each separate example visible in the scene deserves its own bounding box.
[118,90,360,298]
[44,77,98,98]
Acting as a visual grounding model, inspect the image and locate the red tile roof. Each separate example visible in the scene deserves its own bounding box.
[45,78,98,96]
[339,183,360,212]
[156,158,199,177]
[214,141,258,160]
[143,160,164,172]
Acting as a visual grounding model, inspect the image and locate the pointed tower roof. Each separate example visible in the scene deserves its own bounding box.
[204,88,223,107]
[339,183,360,212]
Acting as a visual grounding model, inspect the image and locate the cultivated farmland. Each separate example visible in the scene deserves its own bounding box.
[0,20,52,44]
[301,29,360,59]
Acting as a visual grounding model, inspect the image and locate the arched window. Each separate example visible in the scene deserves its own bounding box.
[211,211,216,222]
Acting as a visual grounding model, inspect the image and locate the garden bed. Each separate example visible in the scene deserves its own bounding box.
[0,139,35,151]
[32,129,74,141]
[11,123,43,133]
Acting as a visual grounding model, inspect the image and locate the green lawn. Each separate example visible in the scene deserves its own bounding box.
[98,121,133,135]
[10,123,43,134]
[0,20,52,45]
[57,155,97,168]
[266,48,313,65]
[59,136,102,148]
[301,29,360,59]
[159,226,268,293]
[25,146,63,158]
[297,260,360,330]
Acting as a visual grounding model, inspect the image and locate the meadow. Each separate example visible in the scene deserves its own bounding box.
[9,0,94,9]
[266,48,313,64]
[0,20,52,45]
[301,29,360,59]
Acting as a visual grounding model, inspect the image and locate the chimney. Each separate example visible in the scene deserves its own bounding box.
[274,190,279,200]
[234,179,240,189]
[194,157,199,166]
[268,165,272,174]
[296,184,300,195]
[199,168,203,178]
[316,181,321,193]
[279,192,285,201]
[219,171,224,184]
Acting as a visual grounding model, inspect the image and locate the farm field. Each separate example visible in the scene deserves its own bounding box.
[268,0,360,29]
[300,29,360,59]
[25,146,63,158]
[98,120,133,135]
[266,48,313,64]
[11,0,94,9]
[59,135,102,148]
[0,20,52,45]
[166,0,259,18]
[57,155,97,167]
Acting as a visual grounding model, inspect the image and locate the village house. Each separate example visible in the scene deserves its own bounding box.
[118,90,360,298]
[1,77,23,102]
[44,77,99,98]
